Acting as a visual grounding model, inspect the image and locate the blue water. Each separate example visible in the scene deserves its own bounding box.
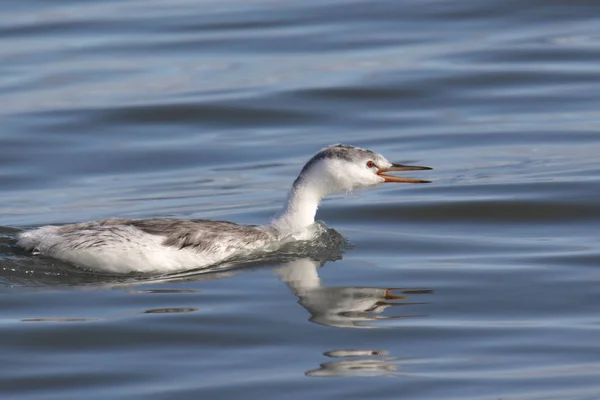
[2,1,600,399]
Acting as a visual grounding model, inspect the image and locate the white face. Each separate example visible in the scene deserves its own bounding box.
[307,154,392,194]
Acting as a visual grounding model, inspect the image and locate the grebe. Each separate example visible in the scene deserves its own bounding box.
[17,144,431,273]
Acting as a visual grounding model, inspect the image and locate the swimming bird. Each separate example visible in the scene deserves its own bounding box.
[17,144,431,273]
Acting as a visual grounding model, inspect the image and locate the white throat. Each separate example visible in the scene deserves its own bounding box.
[270,176,327,233]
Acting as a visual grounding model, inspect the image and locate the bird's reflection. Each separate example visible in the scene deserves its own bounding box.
[306,349,410,377]
[274,258,432,329]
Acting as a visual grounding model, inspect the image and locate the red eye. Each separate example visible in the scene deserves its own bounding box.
[366,161,375,168]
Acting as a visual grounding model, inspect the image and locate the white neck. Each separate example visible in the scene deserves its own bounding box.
[270,178,325,233]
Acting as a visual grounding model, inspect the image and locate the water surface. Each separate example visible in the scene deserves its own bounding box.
[2,1,600,399]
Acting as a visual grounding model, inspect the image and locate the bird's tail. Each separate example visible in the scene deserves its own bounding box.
[17,226,60,252]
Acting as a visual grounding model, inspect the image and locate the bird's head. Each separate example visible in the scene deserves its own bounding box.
[294,144,431,195]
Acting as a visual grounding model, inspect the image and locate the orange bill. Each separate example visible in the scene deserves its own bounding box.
[377,163,432,183]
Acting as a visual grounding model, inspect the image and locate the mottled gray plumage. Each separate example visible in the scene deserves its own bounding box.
[52,218,276,254]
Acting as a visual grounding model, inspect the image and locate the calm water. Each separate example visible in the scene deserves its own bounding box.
[2,0,600,398]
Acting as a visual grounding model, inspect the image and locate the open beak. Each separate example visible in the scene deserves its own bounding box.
[377,163,432,183]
